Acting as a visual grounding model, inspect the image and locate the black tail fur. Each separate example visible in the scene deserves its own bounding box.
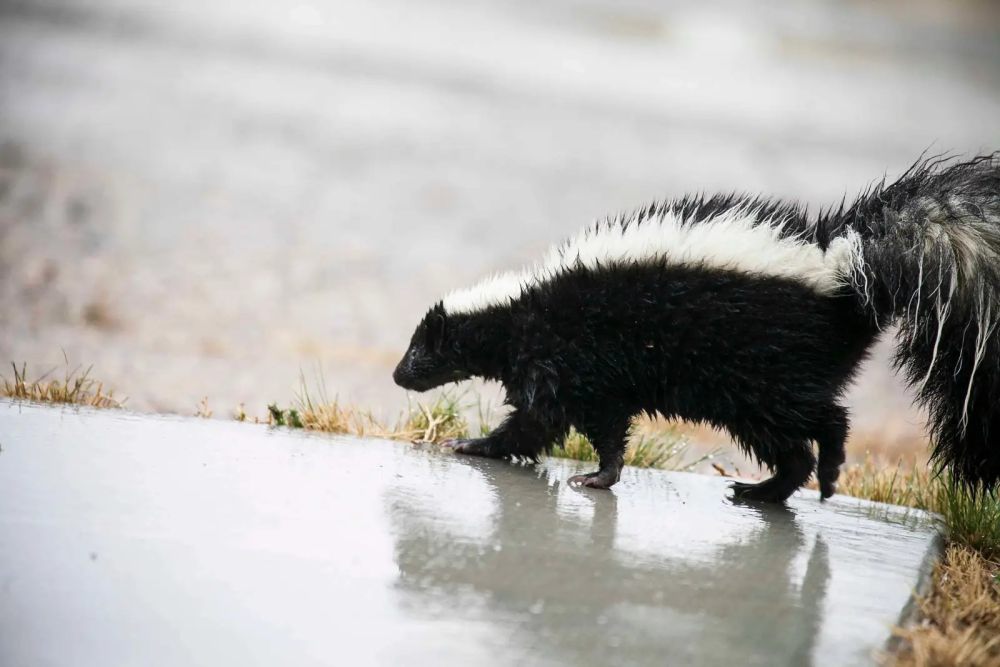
[820,154,1000,487]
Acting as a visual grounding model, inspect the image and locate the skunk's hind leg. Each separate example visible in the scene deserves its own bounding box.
[730,430,816,503]
[814,406,849,500]
[567,415,629,490]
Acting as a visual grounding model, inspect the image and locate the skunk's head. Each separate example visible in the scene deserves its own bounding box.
[393,303,471,392]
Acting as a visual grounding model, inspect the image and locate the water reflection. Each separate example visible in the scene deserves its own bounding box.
[384,457,831,666]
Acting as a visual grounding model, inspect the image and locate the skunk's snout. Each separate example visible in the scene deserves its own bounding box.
[392,359,411,388]
[393,351,427,391]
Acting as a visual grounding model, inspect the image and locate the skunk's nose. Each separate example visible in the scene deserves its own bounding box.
[392,360,411,388]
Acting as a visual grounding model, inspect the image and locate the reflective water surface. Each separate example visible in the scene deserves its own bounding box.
[0,402,939,666]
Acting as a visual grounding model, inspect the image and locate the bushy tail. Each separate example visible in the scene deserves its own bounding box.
[823,154,1000,487]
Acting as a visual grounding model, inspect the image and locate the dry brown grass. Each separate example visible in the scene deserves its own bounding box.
[891,545,1000,667]
[269,395,378,437]
[1,361,123,409]
[194,397,213,418]
[266,375,469,444]
[808,455,934,508]
[390,393,470,443]
[551,424,714,471]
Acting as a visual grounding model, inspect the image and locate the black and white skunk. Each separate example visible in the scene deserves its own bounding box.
[393,155,1000,502]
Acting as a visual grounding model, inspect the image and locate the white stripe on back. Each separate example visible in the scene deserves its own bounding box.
[443,206,855,315]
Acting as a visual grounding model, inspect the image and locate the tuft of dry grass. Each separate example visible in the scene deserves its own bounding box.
[891,544,1000,667]
[194,397,213,418]
[268,373,380,436]
[392,393,470,443]
[1,361,123,409]
[550,425,713,472]
[820,455,934,508]
[265,373,468,444]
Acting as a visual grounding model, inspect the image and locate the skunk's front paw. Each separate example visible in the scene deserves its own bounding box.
[442,438,505,459]
[568,469,619,490]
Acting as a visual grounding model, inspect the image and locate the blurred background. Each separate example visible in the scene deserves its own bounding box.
[2,0,999,464]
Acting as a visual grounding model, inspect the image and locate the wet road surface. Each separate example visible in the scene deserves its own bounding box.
[0,401,940,666]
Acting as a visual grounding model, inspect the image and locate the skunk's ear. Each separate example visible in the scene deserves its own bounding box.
[423,306,447,352]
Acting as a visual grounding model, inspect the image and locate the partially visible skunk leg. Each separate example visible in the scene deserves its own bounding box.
[445,408,561,461]
[814,406,849,501]
[567,416,629,490]
[730,438,816,503]
[444,437,508,459]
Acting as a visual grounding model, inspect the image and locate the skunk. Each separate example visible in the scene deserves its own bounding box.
[393,155,1000,502]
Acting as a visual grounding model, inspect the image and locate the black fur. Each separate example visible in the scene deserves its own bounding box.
[394,154,1000,502]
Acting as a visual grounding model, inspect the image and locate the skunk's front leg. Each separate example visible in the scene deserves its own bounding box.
[567,415,629,490]
[445,408,561,461]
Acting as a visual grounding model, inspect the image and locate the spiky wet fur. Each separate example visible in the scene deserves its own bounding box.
[394,154,1000,502]
[819,155,1000,490]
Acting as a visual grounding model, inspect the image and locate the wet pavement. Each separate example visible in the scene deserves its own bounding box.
[0,401,940,666]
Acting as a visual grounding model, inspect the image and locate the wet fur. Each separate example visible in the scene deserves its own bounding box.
[394,154,1000,502]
